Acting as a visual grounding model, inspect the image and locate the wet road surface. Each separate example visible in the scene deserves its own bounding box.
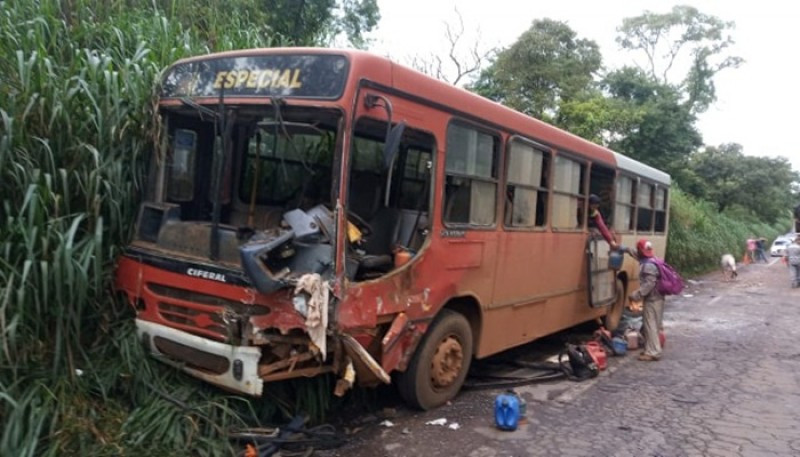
[319,257,800,457]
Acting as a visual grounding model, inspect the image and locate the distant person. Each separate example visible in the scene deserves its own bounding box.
[794,203,800,232]
[755,237,768,263]
[746,237,757,264]
[628,239,664,362]
[782,234,800,288]
[588,194,618,249]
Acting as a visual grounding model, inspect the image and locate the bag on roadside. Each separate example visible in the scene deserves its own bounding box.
[645,258,684,295]
[559,344,599,381]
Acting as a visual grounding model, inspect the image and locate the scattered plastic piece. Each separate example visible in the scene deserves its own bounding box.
[379,420,395,428]
[448,423,460,430]
[425,418,447,426]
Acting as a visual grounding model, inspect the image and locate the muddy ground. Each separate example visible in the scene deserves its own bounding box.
[312,257,799,457]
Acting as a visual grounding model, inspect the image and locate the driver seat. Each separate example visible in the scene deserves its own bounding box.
[355,207,401,274]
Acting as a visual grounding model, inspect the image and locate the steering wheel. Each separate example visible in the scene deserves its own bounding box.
[347,210,373,238]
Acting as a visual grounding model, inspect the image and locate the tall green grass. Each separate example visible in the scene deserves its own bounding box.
[667,188,788,275]
[0,1,335,455]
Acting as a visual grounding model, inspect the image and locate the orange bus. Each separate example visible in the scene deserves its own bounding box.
[114,48,670,410]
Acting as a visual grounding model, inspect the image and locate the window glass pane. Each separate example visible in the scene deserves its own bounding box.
[445,124,495,178]
[637,207,653,231]
[553,156,582,194]
[470,180,496,225]
[552,194,581,228]
[654,188,667,210]
[507,187,538,227]
[508,141,544,186]
[614,204,633,231]
[638,183,653,208]
[616,176,633,203]
[444,177,496,225]
[655,211,666,232]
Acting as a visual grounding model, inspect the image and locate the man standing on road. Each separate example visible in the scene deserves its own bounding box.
[629,239,664,361]
[782,234,800,288]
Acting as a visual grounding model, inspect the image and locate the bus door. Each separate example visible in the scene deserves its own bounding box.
[586,235,616,306]
[587,162,618,307]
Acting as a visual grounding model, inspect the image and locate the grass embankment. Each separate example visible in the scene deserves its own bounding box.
[667,188,789,276]
[0,1,341,455]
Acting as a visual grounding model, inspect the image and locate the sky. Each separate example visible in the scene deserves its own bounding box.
[369,0,800,172]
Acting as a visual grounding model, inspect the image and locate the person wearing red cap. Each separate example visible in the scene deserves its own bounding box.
[628,239,664,361]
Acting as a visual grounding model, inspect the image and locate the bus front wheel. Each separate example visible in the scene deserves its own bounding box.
[397,309,473,410]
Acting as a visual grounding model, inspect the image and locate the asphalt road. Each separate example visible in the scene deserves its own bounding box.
[318,256,800,457]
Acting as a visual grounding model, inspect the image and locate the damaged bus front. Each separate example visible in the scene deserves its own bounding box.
[115,51,397,396]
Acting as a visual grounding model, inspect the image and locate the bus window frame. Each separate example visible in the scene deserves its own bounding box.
[502,135,551,231]
[653,185,669,234]
[348,114,438,215]
[636,179,656,234]
[442,119,501,231]
[550,150,588,232]
[613,173,637,234]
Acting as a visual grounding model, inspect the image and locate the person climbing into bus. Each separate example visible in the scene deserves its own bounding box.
[588,194,618,249]
[628,239,664,361]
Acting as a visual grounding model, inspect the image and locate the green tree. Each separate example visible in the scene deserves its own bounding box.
[469,19,601,121]
[616,5,743,113]
[264,0,380,48]
[688,144,798,224]
[603,66,702,172]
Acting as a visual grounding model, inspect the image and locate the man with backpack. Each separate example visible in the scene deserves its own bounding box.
[629,239,665,362]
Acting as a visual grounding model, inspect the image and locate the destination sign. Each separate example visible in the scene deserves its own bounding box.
[161,54,349,99]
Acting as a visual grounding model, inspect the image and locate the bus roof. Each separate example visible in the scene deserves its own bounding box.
[613,152,671,185]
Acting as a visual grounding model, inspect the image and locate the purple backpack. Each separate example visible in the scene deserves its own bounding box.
[645,258,684,295]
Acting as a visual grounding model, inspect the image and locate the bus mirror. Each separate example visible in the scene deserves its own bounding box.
[383,122,406,170]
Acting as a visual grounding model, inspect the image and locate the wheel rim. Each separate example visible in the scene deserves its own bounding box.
[430,335,463,389]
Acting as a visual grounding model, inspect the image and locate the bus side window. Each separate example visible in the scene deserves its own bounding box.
[637,182,654,232]
[654,187,668,232]
[504,139,549,228]
[551,155,586,229]
[444,123,498,226]
[614,175,636,232]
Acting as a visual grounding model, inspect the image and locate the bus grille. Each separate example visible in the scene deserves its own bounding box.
[158,302,229,340]
[153,336,230,374]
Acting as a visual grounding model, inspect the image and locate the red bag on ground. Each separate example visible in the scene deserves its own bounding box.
[584,341,607,370]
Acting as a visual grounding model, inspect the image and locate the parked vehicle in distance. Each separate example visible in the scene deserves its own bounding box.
[771,238,790,256]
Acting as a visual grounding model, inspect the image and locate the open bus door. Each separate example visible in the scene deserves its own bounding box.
[586,235,617,307]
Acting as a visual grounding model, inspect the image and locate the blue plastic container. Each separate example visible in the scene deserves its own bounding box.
[495,391,521,431]
[611,336,628,356]
[608,249,624,270]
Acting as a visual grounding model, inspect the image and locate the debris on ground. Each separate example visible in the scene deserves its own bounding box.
[425,418,447,426]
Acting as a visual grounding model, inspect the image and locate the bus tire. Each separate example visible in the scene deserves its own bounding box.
[604,279,625,331]
[397,309,473,410]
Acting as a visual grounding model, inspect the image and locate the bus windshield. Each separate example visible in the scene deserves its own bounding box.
[161,105,341,226]
[134,103,343,276]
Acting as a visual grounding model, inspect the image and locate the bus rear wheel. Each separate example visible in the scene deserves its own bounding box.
[604,279,625,331]
[397,309,473,410]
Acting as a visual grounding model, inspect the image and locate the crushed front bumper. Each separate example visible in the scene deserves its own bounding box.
[136,319,264,396]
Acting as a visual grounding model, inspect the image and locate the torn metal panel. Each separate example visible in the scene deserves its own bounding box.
[137,319,264,396]
[340,333,390,385]
[380,312,409,373]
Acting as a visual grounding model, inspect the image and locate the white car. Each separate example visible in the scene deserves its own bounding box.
[771,238,791,256]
